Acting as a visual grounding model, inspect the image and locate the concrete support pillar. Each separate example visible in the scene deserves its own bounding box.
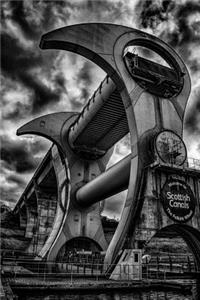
[25,209,36,239]
[33,190,57,254]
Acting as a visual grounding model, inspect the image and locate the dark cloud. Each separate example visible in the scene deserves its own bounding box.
[54,73,67,91]
[185,89,200,135]
[137,0,174,30]
[85,0,124,20]
[77,62,94,102]
[9,1,40,39]
[25,75,61,114]
[77,62,93,89]
[0,189,18,205]
[175,2,200,45]
[41,0,72,30]
[1,1,73,118]
[68,61,95,111]
[30,139,50,156]
[1,136,44,173]
[1,33,62,115]
[136,0,200,47]
[0,135,50,206]
[3,102,31,121]
[7,174,26,186]
[2,1,69,40]
[164,3,200,50]
[188,58,200,74]
[1,33,41,75]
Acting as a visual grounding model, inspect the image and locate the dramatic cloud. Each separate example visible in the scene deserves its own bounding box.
[1,0,200,219]
[103,191,127,220]
[8,1,41,39]
[185,87,200,136]
[1,136,43,173]
[138,0,175,30]
[1,33,63,115]
[0,135,49,205]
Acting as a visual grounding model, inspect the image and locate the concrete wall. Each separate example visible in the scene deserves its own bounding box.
[133,166,200,247]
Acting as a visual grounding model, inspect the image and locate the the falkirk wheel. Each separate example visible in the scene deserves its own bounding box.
[15,23,200,272]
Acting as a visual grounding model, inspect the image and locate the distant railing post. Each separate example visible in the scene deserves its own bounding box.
[169,254,172,272]
[96,264,98,281]
[77,263,79,274]
[146,260,149,279]
[91,262,93,275]
[128,264,130,281]
[157,256,159,279]
[83,263,86,274]
[43,264,46,282]
[187,255,191,272]
[70,263,73,286]
[164,269,166,281]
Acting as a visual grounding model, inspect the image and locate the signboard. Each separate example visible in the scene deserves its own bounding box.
[161,179,196,223]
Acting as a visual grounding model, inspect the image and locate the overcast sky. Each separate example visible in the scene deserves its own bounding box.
[1,0,200,218]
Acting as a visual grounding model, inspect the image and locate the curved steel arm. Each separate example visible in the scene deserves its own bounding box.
[40,23,190,120]
[40,23,138,90]
[17,112,77,151]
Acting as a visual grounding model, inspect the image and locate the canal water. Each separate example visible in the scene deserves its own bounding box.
[14,290,193,300]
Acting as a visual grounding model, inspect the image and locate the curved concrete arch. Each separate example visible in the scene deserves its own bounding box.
[155,224,200,270]
[56,236,103,260]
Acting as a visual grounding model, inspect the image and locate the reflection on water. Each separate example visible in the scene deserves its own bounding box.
[15,290,192,300]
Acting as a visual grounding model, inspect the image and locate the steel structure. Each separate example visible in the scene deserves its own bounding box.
[14,23,200,271]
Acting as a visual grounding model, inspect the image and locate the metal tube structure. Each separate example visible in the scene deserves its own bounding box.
[68,76,116,148]
[68,75,128,156]
[76,154,131,207]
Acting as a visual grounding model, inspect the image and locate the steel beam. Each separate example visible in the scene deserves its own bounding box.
[76,154,131,207]
[68,76,128,155]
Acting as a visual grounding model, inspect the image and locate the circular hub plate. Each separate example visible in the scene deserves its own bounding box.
[155,130,187,166]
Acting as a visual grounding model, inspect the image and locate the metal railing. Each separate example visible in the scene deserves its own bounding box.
[153,156,200,171]
[1,256,197,283]
[187,157,200,170]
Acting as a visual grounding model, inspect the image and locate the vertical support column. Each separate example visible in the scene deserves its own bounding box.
[25,201,38,254]
[34,188,57,254]
[25,206,36,239]
[19,203,27,231]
